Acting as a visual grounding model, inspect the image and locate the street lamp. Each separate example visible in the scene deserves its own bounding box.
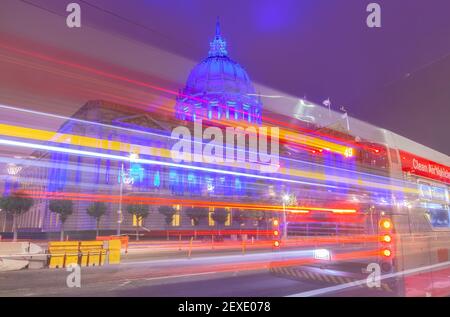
[117,153,139,236]
[323,98,331,118]
[0,208,5,233]
[117,162,125,236]
[340,106,350,132]
[282,194,290,241]
[129,153,139,161]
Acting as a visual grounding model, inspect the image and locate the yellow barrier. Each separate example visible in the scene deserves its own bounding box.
[48,241,80,269]
[108,240,121,265]
[48,240,120,268]
[80,241,104,267]
[97,236,129,254]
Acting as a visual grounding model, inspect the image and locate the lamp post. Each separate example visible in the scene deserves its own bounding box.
[1,209,5,233]
[323,98,331,118]
[117,153,139,236]
[282,194,290,240]
[340,106,350,132]
[117,162,124,236]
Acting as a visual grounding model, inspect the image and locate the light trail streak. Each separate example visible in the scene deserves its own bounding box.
[0,121,419,194]
[16,190,357,214]
[0,103,413,189]
[80,248,383,288]
[287,260,450,297]
[0,44,356,155]
[0,138,350,191]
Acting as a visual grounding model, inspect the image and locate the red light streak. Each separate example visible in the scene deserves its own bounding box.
[16,190,357,214]
[0,43,362,153]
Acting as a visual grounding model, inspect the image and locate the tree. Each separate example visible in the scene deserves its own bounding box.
[158,206,176,240]
[185,206,208,240]
[282,193,298,208]
[247,210,269,240]
[211,208,228,241]
[87,202,108,237]
[158,206,176,226]
[48,199,73,241]
[247,210,264,225]
[185,207,208,226]
[126,203,149,241]
[211,208,228,229]
[232,210,246,227]
[0,191,34,241]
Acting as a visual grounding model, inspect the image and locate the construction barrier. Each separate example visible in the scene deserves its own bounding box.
[108,240,121,264]
[47,240,120,269]
[48,241,80,269]
[96,236,129,253]
[80,241,104,267]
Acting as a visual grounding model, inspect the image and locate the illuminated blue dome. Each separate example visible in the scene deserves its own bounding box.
[176,18,262,124]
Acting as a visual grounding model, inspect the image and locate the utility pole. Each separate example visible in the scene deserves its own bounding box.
[282,194,290,240]
[340,106,350,132]
[282,201,287,240]
[323,98,331,118]
[117,162,124,236]
[117,152,139,236]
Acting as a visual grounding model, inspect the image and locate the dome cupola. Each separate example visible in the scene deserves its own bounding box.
[175,18,262,124]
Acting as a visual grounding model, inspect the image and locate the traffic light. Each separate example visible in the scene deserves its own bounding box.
[377,216,400,292]
[381,234,392,243]
[379,217,394,271]
[272,218,280,249]
[380,219,392,230]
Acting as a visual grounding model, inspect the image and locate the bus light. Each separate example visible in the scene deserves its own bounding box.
[382,249,392,257]
[272,218,281,249]
[344,147,354,158]
[314,249,331,261]
[380,219,392,230]
[382,234,392,243]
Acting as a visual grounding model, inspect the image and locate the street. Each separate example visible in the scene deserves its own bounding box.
[0,248,388,297]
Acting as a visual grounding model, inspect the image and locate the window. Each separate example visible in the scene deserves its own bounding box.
[172,205,181,227]
[225,208,231,226]
[419,183,432,200]
[431,186,447,202]
[208,207,215,226]
[132,214,143,227]
[153,171,161,188]
[210,103,220,119]
[389,148,399,164]
[425,207,450,228]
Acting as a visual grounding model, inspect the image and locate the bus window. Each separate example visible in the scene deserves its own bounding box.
[425,208,450,228]
[409,209,433,233]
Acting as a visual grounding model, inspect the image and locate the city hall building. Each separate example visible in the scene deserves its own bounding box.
[1,22,448,236]
[0,21,281,235]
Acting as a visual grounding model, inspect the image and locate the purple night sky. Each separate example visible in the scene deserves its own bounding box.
[2,0,450,154]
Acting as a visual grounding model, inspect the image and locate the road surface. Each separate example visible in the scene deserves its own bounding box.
[0,248,390,297]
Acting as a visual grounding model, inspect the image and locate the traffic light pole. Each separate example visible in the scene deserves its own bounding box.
[282,202,287,240]
[117,162,124,236]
